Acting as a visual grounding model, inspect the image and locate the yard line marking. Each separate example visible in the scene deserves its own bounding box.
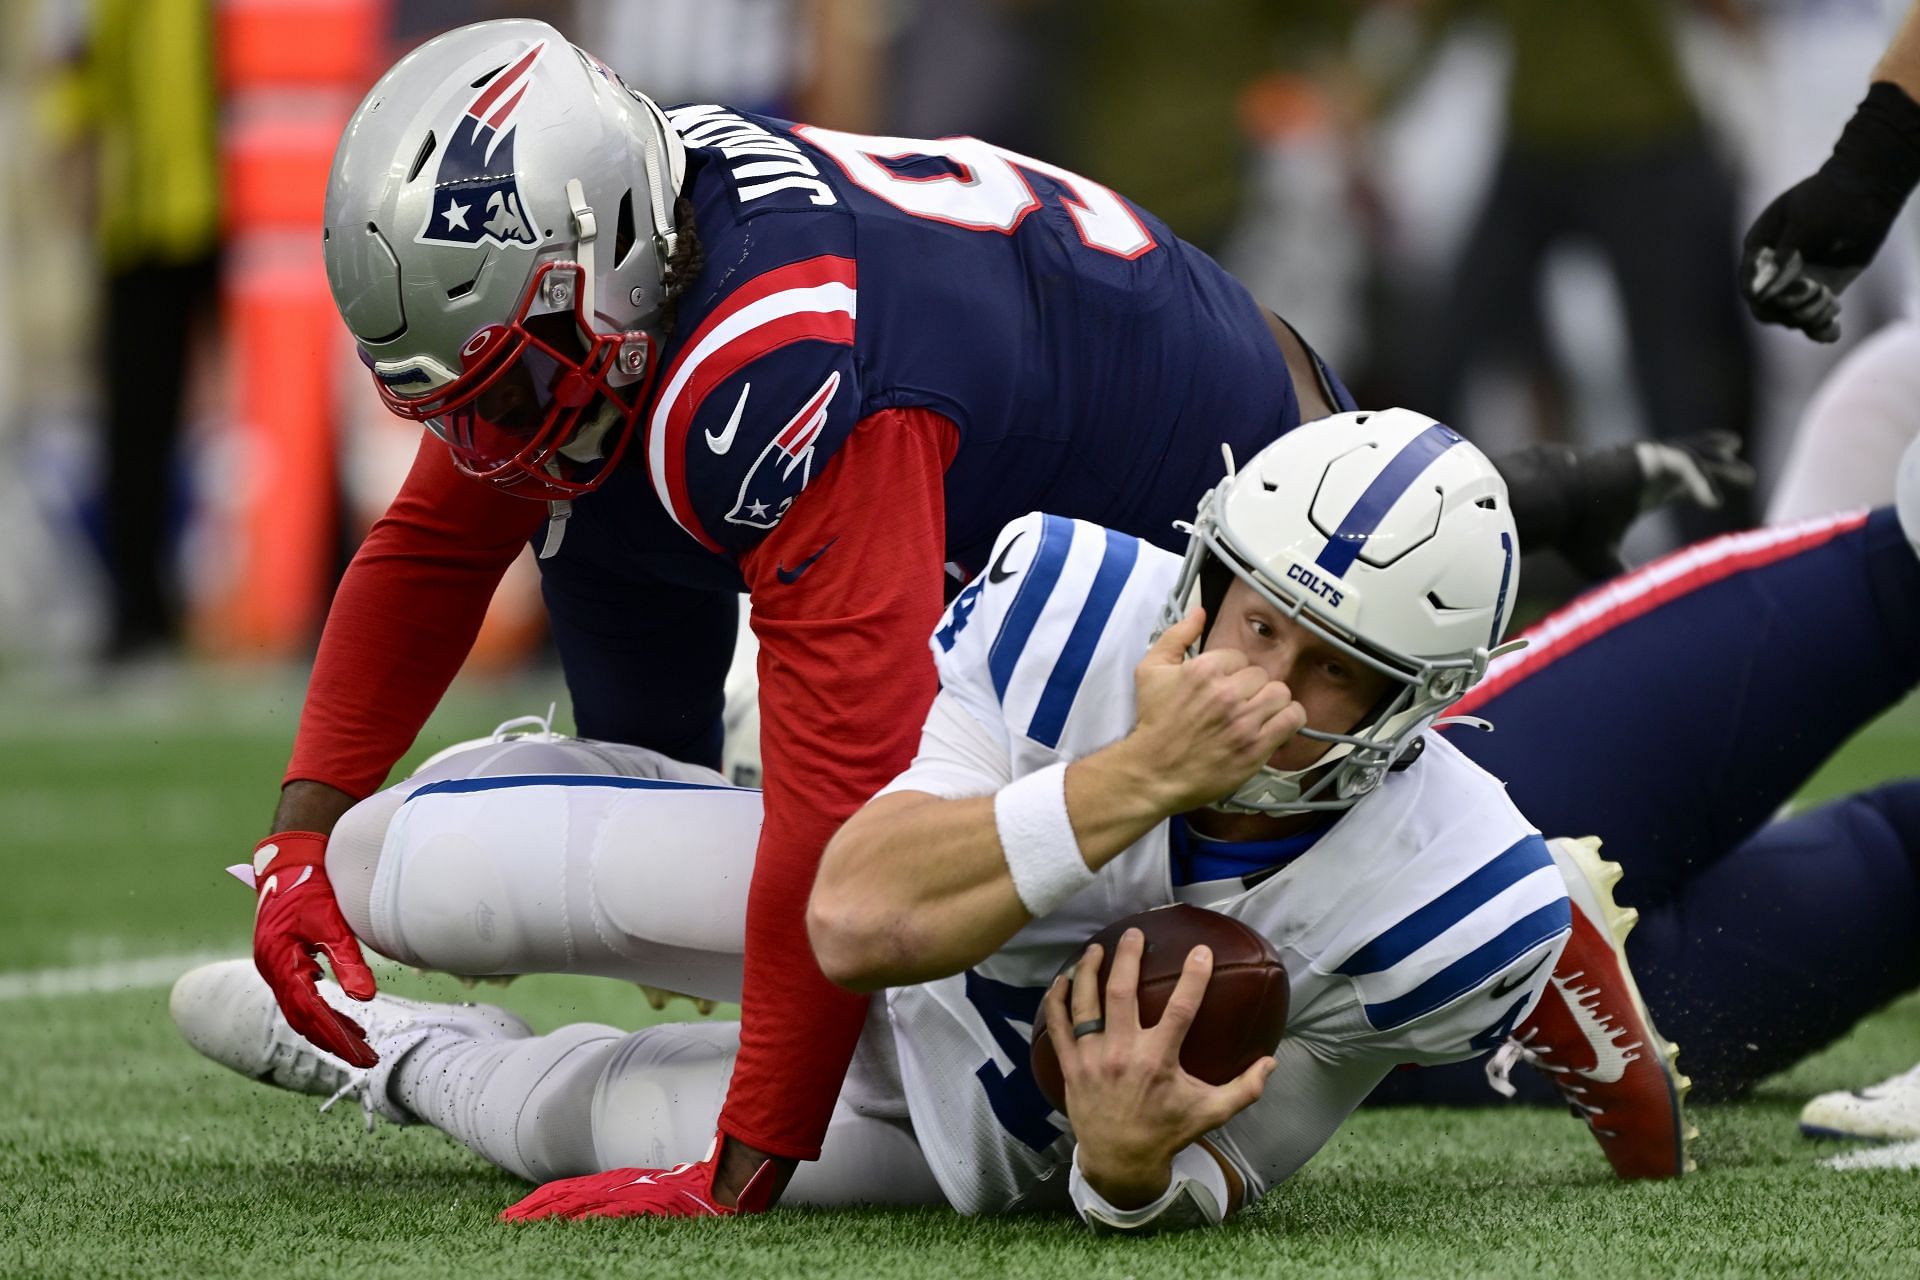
[0,950,240,1001]
[1823,1139,1920,1172]
[0,952,410,1002]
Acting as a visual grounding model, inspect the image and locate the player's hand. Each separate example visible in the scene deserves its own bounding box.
[1127,607,1307,811]
[501,1166,727,1220]
[500,1143,779,1220]
[250,831,379,1068]
[1633,432,1755,515]
[1043,929,1275,1207]
[1741,83,1920,342]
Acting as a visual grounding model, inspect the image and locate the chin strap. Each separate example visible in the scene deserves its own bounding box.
[564,178,598,323]
[633,92,686,263]
[540,500,571,559]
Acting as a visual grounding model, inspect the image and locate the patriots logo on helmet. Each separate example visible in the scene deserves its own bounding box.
[417,42,545,249]
[726,372,840,529]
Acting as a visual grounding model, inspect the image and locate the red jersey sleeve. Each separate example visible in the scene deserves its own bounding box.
[285,435,547,798]
[722,405,959,1160]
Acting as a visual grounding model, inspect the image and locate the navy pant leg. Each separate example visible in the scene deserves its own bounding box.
[541,571,739,771]
[1627,783,1920,1100]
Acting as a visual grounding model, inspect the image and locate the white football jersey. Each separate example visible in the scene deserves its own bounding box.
[881,513,1572,1214]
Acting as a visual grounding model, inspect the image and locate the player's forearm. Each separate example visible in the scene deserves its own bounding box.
[811,792,1031,989]
[269,780,358,838]
[284,438,539,798]
[810,737,1178,990]
[1877,2,1920,103]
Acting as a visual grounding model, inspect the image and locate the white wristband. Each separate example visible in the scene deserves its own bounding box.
[1068,1143,1229,1233]
[993,762,1095,917]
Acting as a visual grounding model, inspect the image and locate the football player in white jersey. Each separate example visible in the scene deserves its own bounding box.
[173,410,1685,1227]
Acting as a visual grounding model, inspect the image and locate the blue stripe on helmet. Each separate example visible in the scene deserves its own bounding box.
[1314,424,1463,578]
[1490,531,1514,648]
[1026,527,1139,747]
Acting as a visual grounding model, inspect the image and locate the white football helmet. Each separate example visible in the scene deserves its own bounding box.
[1162,408,1523,813]
[323,19,686,499]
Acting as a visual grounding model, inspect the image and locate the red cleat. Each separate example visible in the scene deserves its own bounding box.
[1490,837,1696,1180]
[500,1137,778,1221]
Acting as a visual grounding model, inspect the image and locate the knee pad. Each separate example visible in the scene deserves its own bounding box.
[327,791,405,942]
[590,1022,741,1171]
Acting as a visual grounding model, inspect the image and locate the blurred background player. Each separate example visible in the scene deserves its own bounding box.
[42,0,219,664]
[1741,0,1920,343]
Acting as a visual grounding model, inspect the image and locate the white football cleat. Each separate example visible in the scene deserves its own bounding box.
[1801,1064,1920,1141]
[170,958,530,1127]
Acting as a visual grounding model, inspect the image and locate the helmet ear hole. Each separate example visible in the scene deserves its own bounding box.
[614,190,637,267]
[406,131,437,183]
[1198,559,1234,642]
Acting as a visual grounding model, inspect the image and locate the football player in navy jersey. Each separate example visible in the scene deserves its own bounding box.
[244,19,1742,1216]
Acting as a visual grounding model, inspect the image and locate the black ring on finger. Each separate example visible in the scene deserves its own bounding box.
[1072,1018,1106,1040]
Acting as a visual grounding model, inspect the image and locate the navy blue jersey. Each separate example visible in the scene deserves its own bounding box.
[631,105,1350,570]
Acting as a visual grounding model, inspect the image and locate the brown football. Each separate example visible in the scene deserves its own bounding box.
[1030,903,1290,1113]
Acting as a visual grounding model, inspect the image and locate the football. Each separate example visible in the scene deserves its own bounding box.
[1029,903,1290,1113]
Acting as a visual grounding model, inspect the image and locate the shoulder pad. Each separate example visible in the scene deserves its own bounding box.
[644,254,860,555]
[931,513,1161,751]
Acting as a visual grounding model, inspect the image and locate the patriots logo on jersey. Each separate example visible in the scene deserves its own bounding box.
[417,43,544,249]
[726,371,840,529]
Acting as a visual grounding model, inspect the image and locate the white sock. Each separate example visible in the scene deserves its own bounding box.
[392,1023,624,1182]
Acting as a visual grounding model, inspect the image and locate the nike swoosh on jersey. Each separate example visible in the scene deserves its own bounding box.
[1489,952,1549,998]
[776,537,838,584]
[987,530,1027,584]
[1553,973,1644,1084]
[705,383,751,454]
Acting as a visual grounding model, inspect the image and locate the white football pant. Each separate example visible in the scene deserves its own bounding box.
[327,735,943,1206]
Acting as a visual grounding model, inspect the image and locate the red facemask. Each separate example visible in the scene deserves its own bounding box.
[364,261,658,501]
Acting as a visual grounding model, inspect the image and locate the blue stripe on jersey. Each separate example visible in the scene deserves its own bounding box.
[1335,834,1554,977]
[1026,528,1140,747]
[405,773,752,804]
[1361,897,1571,1030]
[1490,531,1514,648]
[989,515,1074,701]
[1314,424,1463,577]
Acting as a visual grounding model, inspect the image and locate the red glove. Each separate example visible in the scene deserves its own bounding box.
[499,1141,776,1221]
[249,831,380,1068]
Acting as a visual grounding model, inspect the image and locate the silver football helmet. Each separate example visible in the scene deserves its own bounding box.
[323,19,687,499]
[1162,408,1525,814]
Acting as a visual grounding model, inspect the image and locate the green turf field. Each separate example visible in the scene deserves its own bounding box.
[4,671,1919,1279]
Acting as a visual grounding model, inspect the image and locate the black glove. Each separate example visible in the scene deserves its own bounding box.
[1492,433,1755,582]
[1741,82,1920,342]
